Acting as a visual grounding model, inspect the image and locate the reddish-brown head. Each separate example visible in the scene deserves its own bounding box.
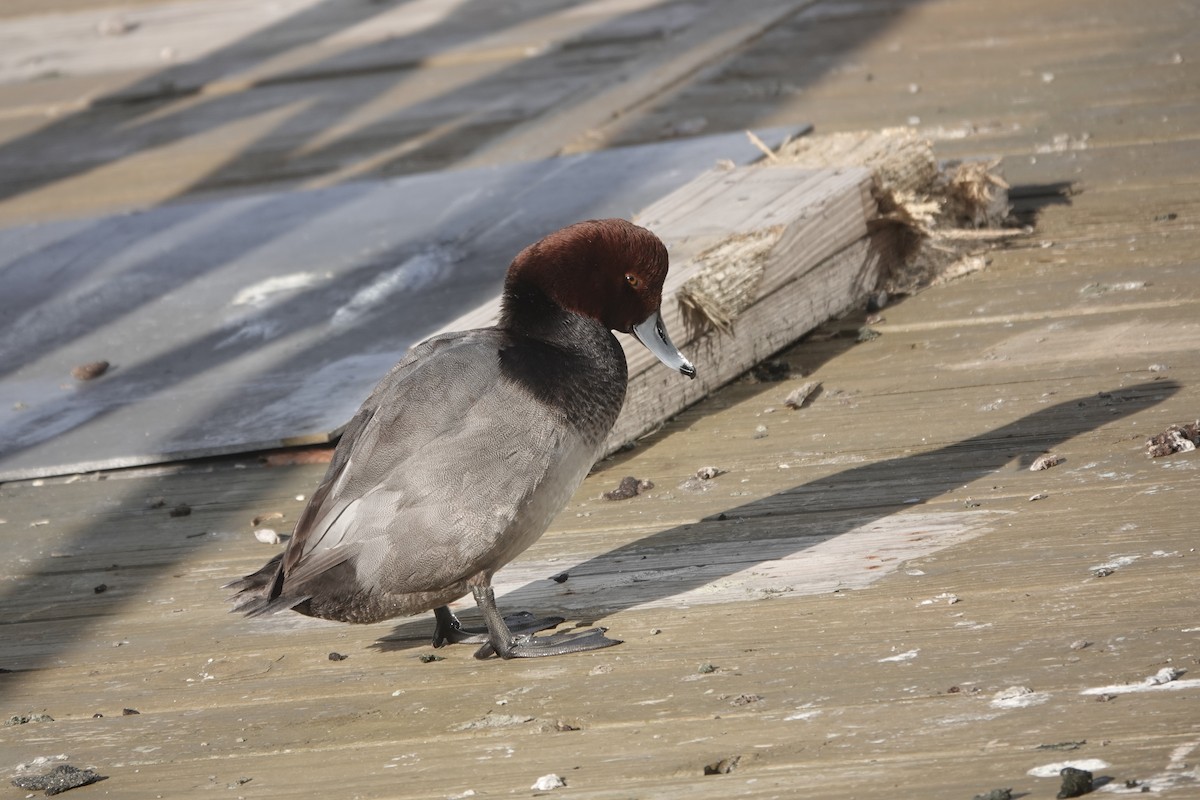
[502,218,668,334]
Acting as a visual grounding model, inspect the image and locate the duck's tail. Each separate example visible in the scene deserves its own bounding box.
[223,554,310,617]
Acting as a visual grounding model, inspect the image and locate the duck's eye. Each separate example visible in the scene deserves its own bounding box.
[625,273,641,289]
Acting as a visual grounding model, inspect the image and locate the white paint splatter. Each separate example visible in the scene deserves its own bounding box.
[232,272,324,307]
[331,246,457,328]
[1082,676,1200,696]
[879,649,920,663]
[784,709,822,721]
[1168,742,1198,770]
[1090,554,1140,572]
[1027,758,1109,778]
[215,319,283,350]
[990,686,1050,709]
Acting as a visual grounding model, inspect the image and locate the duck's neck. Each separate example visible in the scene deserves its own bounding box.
[498,281,628,438]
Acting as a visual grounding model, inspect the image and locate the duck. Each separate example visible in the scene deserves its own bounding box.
[227,218,696,659]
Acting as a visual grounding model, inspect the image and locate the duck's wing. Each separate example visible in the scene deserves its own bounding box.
[233,329,599,618]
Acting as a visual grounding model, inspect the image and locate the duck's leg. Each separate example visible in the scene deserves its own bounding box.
[470,585,621,659]
[430,605,564,648]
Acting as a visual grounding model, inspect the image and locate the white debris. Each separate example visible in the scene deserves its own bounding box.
[878,648,920,663]
[232,272,323,307]
[784,381,821,409]
[253,528,281,545]
[531,774,566,791]
[919,592,960,606]
[14,754,70,772]
[1029,454,1064,471]
[1145,666,1186,686]
[990,686,1050,709]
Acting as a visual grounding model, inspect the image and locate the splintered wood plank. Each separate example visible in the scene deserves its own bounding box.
[435,164,887,453]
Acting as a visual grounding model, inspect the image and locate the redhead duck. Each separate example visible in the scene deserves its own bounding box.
[228,219,695,658]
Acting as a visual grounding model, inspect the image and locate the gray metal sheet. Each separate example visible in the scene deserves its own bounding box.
[0,127,806,480]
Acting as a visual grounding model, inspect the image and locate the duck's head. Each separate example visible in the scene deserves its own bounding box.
[502,218,696,379]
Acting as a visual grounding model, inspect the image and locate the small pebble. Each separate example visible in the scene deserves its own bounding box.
[328,652,347,661]
[11,764,102,794]
[856,327,882,342]
[5,713,54,726]
[784,381,821,409]
[1057,766,1094,798]
[973,790,1013,800]
[71,360,110,381]
[603,476,653,501]
[169,503,192,518]
[1029,454,1064,471]
[1145,666,1185,685]
[531,774,565,791]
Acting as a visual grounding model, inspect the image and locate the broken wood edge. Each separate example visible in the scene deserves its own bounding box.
[625,167,876,375]
[604,230,898,454]
[774,127,1025,295]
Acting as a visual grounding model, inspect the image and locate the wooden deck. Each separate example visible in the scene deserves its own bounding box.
[2,0,1199,798]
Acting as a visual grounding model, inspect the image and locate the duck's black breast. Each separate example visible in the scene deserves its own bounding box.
[498,301,628,443]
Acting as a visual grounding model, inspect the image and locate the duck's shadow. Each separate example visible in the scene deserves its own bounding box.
[372,379,1177,652]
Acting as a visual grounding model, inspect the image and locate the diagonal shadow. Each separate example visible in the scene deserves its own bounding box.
[0,0,575,207]
[374,379,1179,649]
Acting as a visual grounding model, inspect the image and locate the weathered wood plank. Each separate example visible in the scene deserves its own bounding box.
[4,0,1200,798]
[434,164,885,452]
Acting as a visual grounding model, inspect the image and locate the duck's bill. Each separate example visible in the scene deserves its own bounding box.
[632,310,696,379]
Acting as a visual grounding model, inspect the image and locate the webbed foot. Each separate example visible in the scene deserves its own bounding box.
[473,627,621,660]
[468,585,622,660]
[431,605,564,648]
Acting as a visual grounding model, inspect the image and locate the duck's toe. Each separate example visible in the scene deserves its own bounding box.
[474,627,622,660]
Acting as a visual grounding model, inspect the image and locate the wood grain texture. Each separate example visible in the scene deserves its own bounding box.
[2,0,1199,797]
